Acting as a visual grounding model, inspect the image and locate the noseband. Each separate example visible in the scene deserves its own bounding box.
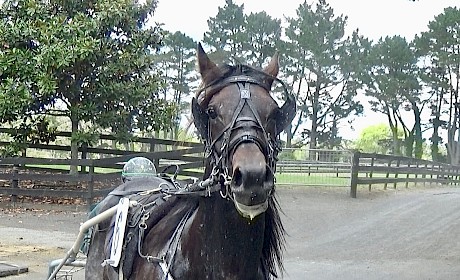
[204,75,281,195]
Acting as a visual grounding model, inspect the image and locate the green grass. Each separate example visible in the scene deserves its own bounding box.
[275,172,350,186]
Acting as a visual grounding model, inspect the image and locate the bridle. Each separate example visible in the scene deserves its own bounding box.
[196,70,292,198]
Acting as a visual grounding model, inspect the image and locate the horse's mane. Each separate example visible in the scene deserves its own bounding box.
[264,195,286,277]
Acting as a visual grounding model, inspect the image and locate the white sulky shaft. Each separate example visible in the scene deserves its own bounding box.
[47,200,137,280]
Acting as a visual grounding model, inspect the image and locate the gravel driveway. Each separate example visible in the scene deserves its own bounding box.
[1,185,460,279]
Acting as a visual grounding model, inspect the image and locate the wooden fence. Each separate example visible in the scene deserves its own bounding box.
[0,132,205,207]
[2,131,460,204]
[350,151,460,198]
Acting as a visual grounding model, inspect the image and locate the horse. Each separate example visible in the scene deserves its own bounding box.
[84,43,296,280]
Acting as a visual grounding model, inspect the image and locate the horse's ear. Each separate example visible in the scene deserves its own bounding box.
[192,97,208,140]
[262,52,280,88]
[197,43,221,84]
[275,94,296,134]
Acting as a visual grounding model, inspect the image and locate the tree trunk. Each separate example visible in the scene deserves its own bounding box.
[413,106,423,159]
[286,123,293,148]
[386,109,396,155]
[430,90,443,161]
[70,115,79,175]
[403,133,414,157]
[447,77,459,164]
[309,89,319,151]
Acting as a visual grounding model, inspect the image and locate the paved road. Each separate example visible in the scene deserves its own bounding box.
[280,186,460,279]
[1,186,460,279]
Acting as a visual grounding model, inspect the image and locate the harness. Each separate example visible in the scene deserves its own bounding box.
[99,70,294,280]
[98,174,218,280]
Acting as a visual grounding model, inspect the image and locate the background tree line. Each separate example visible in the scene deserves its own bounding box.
[1,0,459,164]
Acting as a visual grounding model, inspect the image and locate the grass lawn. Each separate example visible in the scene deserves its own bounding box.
[275,172,350,186]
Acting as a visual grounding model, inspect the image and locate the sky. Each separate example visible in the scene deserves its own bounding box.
[153,0,459,42]
[152,0,459,140]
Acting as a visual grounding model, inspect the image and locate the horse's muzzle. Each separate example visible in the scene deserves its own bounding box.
[230,143,275,219]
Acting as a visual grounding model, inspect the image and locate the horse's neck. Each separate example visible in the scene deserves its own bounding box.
[180,195,266,278]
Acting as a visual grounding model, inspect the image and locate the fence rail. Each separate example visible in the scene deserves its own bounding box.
[0,132,205,206]
[0,151,204,207]
[350,151,460,198]
[275,148,352,186]
[2,130,459,203]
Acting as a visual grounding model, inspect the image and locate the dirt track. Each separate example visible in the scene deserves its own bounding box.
[1,185,460,279]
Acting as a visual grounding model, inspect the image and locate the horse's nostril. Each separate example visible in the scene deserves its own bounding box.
[233,168,243,187]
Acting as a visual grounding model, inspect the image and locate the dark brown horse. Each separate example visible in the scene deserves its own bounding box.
[85,43,296,279]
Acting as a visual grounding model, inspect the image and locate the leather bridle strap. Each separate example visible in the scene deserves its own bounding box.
[207,78,278,180]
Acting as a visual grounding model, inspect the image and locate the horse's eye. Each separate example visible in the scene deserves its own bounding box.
[206,107,217,119]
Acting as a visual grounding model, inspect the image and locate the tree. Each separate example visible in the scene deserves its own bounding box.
[243,11,282,67]
[354,123,402,154]
[203,0,245,63]
[0,0,175,165]
[362,36,424,157]
[283,0,364,151]
[203,1,282,64]
[415,7,460,164]
[414,38,448,162]
[202,1,291,146]
[154,31,196,139]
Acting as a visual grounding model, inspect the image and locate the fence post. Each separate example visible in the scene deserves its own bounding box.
[350,151,360,198]
[423,163,428,187]
[429,163,434,187]
[149,138,160,169]
[384,160,392,190]
[11,164,19,204]
[405,162,411,188]
[455,167,459,186]
[87,162,95,210]
[81,143,88,174]
[456,166,460,186]
[393,159,400,189]
[414,162,420,187]
[368,157,374,191]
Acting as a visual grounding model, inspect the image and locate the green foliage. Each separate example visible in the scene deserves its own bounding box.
[0,116,57,156]
[357,35,424,157]
[0,0,175,147]
[353,124,396,154]
[242,11,282,67]
[71,130,99,147]
[284,0,364,149]
[415,7,460,164]
[0,143,23,157]
[278,149,297,161]
[203,0,246,62]
[154,31,196,138]
[203,0,281,66]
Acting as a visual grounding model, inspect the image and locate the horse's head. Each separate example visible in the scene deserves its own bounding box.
[192,43,296,219]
